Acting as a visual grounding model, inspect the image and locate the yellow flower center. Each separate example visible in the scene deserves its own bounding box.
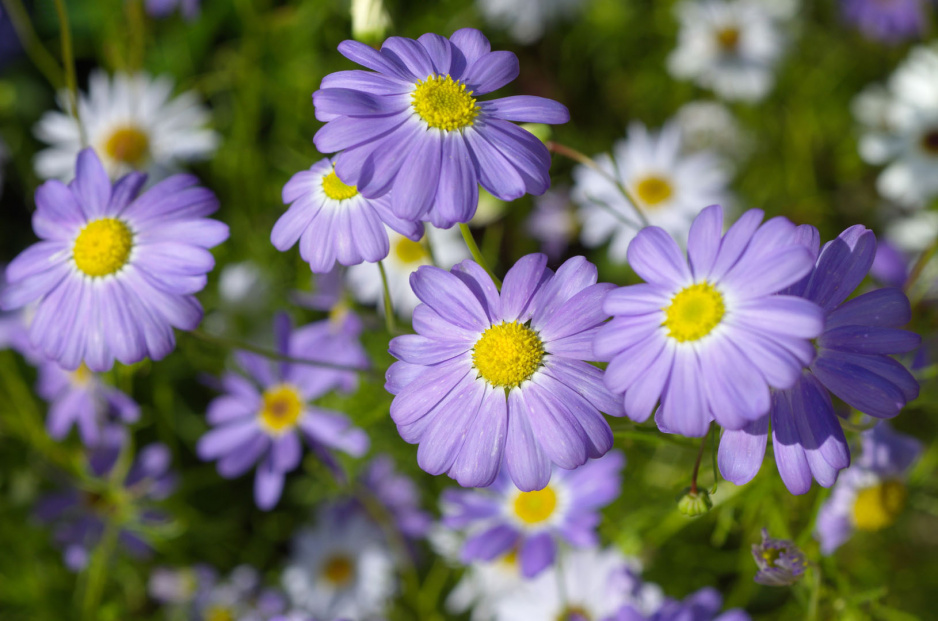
[104,125,150,167]
[921,129,938,156]
[73,218,134,278]
[321,554,354,586]
[853,480,907,532]
[634,175,674,207]
[472,321,544,388]
[498,547,519,568]
[761,547,781,567]
[204,606,235,621]
[411,74,479,131]
[716,26,741,52]
[321,169,359,201]
[662,282,725,343]
[513,486,558,525]
[556,606,592,621]
[257,384,303,435]
[71,363,93,386]
[392,236,429,264]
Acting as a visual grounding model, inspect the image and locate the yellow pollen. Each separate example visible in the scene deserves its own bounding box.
[257,384,303,435]
[411,74,479,131]
[393,236,429,264]
[71,363,93,386]
[321,554,354,586]
[761,548,781,567]
[499,547,519,568]
[853,480,907,531]
[716,26,741,52]
[322,169,359,201]
[634,175,674,207]
[513,486,558,525]
[472,321,544,389]
[205,606,235,621]
[663,282,725,343]
[73,218,134,278]
[104,125,150,167]
[556,605,592,621]
[921,129,938,156]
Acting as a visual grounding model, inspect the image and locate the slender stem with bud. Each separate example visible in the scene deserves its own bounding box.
[459,223,502,289]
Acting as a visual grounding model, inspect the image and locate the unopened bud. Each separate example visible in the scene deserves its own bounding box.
[521,123,552,144]
[677,487,712,517]
[351,0,391,45]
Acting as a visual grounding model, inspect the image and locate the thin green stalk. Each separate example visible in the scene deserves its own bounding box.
[710,423,719,494]
[52,0,83,142]
[377,260,398,334]
[904,236,938,293]
[0,0,65,88]
[690,427,709,495]
[459,223,502,289]
[81,520,119,621]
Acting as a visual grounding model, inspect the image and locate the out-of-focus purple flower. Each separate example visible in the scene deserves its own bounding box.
[441,450,624,578]
[360,454,432,539]
[148,565,211,605]
[610,586,750,621]
[37,360,139,447]
[387,253,623,491]
[719,225,920,495]
[0,148,229,372]
[187,565,287,621]
[144,0,200,20]
[598,205,823,438]
[197,315,369,510]
[35,443,177,571]
[815,423,922,554]
[841,0,928,44]
[292,268,346,312]
[525,188,577,261]
[870,240,909,288]
[751,529,807,587]
[312,28,569,228]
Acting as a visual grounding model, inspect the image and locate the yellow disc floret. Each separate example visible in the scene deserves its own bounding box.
[104,125,150,167]
[320,554,354,586]
[513,486,558,525]
[73,218,134,278]
[393,236,429,264]
[634,175,674,207]
[472,321,544,388]
[411,74,479,131]
[257,384,304,435]
[853,480,907,531]
[663,282,726,343]
[716,26,741,52]
[322,169,359,201]
[205,607,236,621]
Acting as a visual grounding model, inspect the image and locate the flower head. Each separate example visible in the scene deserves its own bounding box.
[718,225,920,494]
[387,253,623,490]
[312,28,569,228]
[197,315,369,510]
[611,586,751,621]
[752,529,807,586]
[144,0,200,20]
[441,450,625,578]
[842,0,927,44]
[34,71,217,180]
[525,188,577,261]
[0,148,228,372]
[186,565,286,621]
[597,205,824,437]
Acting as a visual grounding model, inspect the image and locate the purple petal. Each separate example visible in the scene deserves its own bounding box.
[687,204,723,280]
[461,524,518,562]
[505,389,552,491]
[519,532,556,578]
[313,108,410,156]
[381,36,436,79]
[480,95,570,124]
[461,51,519,95]
[390,130,442,220]
[708,208,763,281]
[825,288,912,330]
[464,127,526,201]
[804,225,876,311]
[337,39,413,80]
[197,420,260,461]
[655,348,710,437]
[718,415,768,486]
[254,457,285,510]
[320,69,413,94]
[771,392,813,495]
[448,384,509,487]
[430,132,479,227]
[499,253,549,322]
[627,227,692,289]
[410,266,490,331]
[622,345,674,422]
[812,349,918,418]
[71,149,112,220]
[389,356,469,427]
[819,326,920,356]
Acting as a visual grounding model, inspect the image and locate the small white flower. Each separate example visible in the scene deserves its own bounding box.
[34,70,219,181]
[854,44,938,207]
[346,224,468,317]
[282,511,396,620]
[675,100,749,162]
[668,0,786,102]
[573,121,731,263]
[476,0,585,44]
[218,261,266,308]
[491,547,663,621]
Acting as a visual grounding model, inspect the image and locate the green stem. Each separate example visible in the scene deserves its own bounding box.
[690,427,709,495]
[81,519,119,621]
[52,0,83,143]
[459,223,502,289]
[188,330,377,374]
[904,236,938,293]
[710,423,719,494]
[377,260,398,334]
[0,0,65,88]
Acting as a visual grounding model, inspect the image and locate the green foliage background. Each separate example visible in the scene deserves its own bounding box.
[0,1,936,620]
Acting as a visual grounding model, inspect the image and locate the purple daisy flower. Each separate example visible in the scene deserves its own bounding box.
[312,28,570,228]
[596,204,824,437]
[37,359,139,447]
[197,315,369,510]
[440,450,624,578]
[718,225,920,495]
[525,188,577,261]
[35,442,177,571]
[359,454,432,539]
[751,528,807,587]
[386,253,623,491]
[870,240,909,288]
[815,422,922,554]
[0,148,228,372]
[273,157,424,273]
[144,0,200,20]
[842,0,929,44]
[611,586,750,621]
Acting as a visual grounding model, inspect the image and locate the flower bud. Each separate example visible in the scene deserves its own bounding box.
[677,487,712,517]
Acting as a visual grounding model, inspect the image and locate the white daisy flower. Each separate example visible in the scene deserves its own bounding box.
[491,547,663,621]
[572,121,731,263]
[668,0,786,102]
[446,550,525,621]
[282,511,396,620]
[34,70,219,181]
[675,100,750,163]
[476,0,586,44]
[854,44,938,207]
[346,224,469,318]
